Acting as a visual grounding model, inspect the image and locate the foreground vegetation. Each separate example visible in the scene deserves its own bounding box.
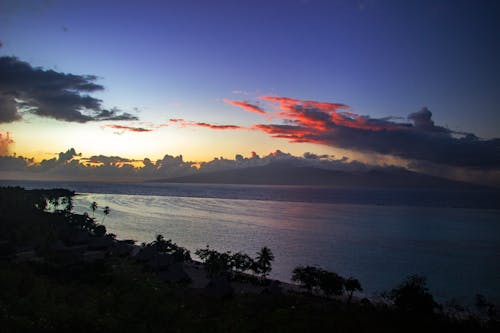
[0,186,497,332]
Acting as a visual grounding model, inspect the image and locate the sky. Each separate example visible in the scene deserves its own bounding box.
[0,0,499,184]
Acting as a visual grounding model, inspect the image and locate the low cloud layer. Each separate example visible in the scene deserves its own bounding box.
[0,146,370,181]
[1,144,498,186]
[0,56,138,123]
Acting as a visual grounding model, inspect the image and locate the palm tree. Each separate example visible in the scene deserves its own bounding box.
[102,206,110,222]
[256,246,274,279]
[90,201,98,217]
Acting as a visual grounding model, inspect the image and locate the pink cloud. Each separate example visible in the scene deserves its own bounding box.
[224,99,266,115]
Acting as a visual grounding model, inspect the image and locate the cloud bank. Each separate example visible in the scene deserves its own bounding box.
[0,56,138,123]
[0,146,371,182]
[220,96,498,170]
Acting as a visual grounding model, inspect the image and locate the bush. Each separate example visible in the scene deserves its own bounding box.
[387,274,437,315]
[94,224,107,237]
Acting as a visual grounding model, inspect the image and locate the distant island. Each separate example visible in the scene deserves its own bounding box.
[156,162,481,189]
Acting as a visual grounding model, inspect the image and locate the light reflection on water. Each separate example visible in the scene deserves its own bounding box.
[73,192,500,304]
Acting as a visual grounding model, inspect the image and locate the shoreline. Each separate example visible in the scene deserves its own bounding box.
[1,186,498,331]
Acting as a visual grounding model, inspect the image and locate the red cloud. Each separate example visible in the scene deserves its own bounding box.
[224,99,266,115]
[104,125,152,132]
[260,96,400,131]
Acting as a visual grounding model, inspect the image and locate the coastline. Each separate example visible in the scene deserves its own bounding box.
[1,186,498,332]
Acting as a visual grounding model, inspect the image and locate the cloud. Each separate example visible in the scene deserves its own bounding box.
[224,99,266,115]
[82,155,133,166]
[58,148,80,162]
[169,118,243,130]
[303,152,330,160]
[0,56,138,123]
[251,96,499,169]
[0,132,14,156]
[104,124,153,133]
[193,122,243,130]
[1,147,498,186]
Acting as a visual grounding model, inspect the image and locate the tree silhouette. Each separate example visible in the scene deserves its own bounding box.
[255,246,274,279]
[231,252,254,274]
[195,246,232,277]
[61,195,73,213]
[344,277,363,303]
[102,206,110,222]
[387,274,437,315]
[291,266,321,293]
[318,270,344,297]
[94,224,106,237]
[151,234,191,262]
[90,201,98,217]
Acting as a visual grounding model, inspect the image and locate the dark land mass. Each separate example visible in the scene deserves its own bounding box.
[159,162,482,189]
[0,186,498,332]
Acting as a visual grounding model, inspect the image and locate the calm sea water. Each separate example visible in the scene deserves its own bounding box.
[2,180,500,303]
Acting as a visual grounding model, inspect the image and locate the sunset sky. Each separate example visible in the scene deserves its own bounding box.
[0,0,499,183]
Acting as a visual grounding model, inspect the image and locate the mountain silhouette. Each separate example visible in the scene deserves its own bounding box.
[157,162,481,189]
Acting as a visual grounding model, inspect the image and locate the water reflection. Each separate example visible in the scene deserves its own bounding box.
[73,192,500,304]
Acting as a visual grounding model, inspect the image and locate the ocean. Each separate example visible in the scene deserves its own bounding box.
[2,179,499,304]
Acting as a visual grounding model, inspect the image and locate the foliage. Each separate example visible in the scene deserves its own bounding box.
[291,266,323,293]
[344,277,363,303]
[318,270,344,297]
[94,224,107,237]
[231,252,254,273]
[255,246,274,278]
[102,205,110,222]
[90,201,98,216]
[292,266,362,300]
[150,234,191,262]
[386,274,438,315]
[195,246,233,277]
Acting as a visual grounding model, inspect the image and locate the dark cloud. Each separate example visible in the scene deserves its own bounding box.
[58,148,80,162]
[224,99,266,115]
[1,147,498,186]
[0,56,138,123]
[104,124,152,133]
[250,96,500,169]
[194,122,243,130]
[83,155,133,166]
[0,94,22,123]
[169,118,243,130]
[303,152,330,159]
